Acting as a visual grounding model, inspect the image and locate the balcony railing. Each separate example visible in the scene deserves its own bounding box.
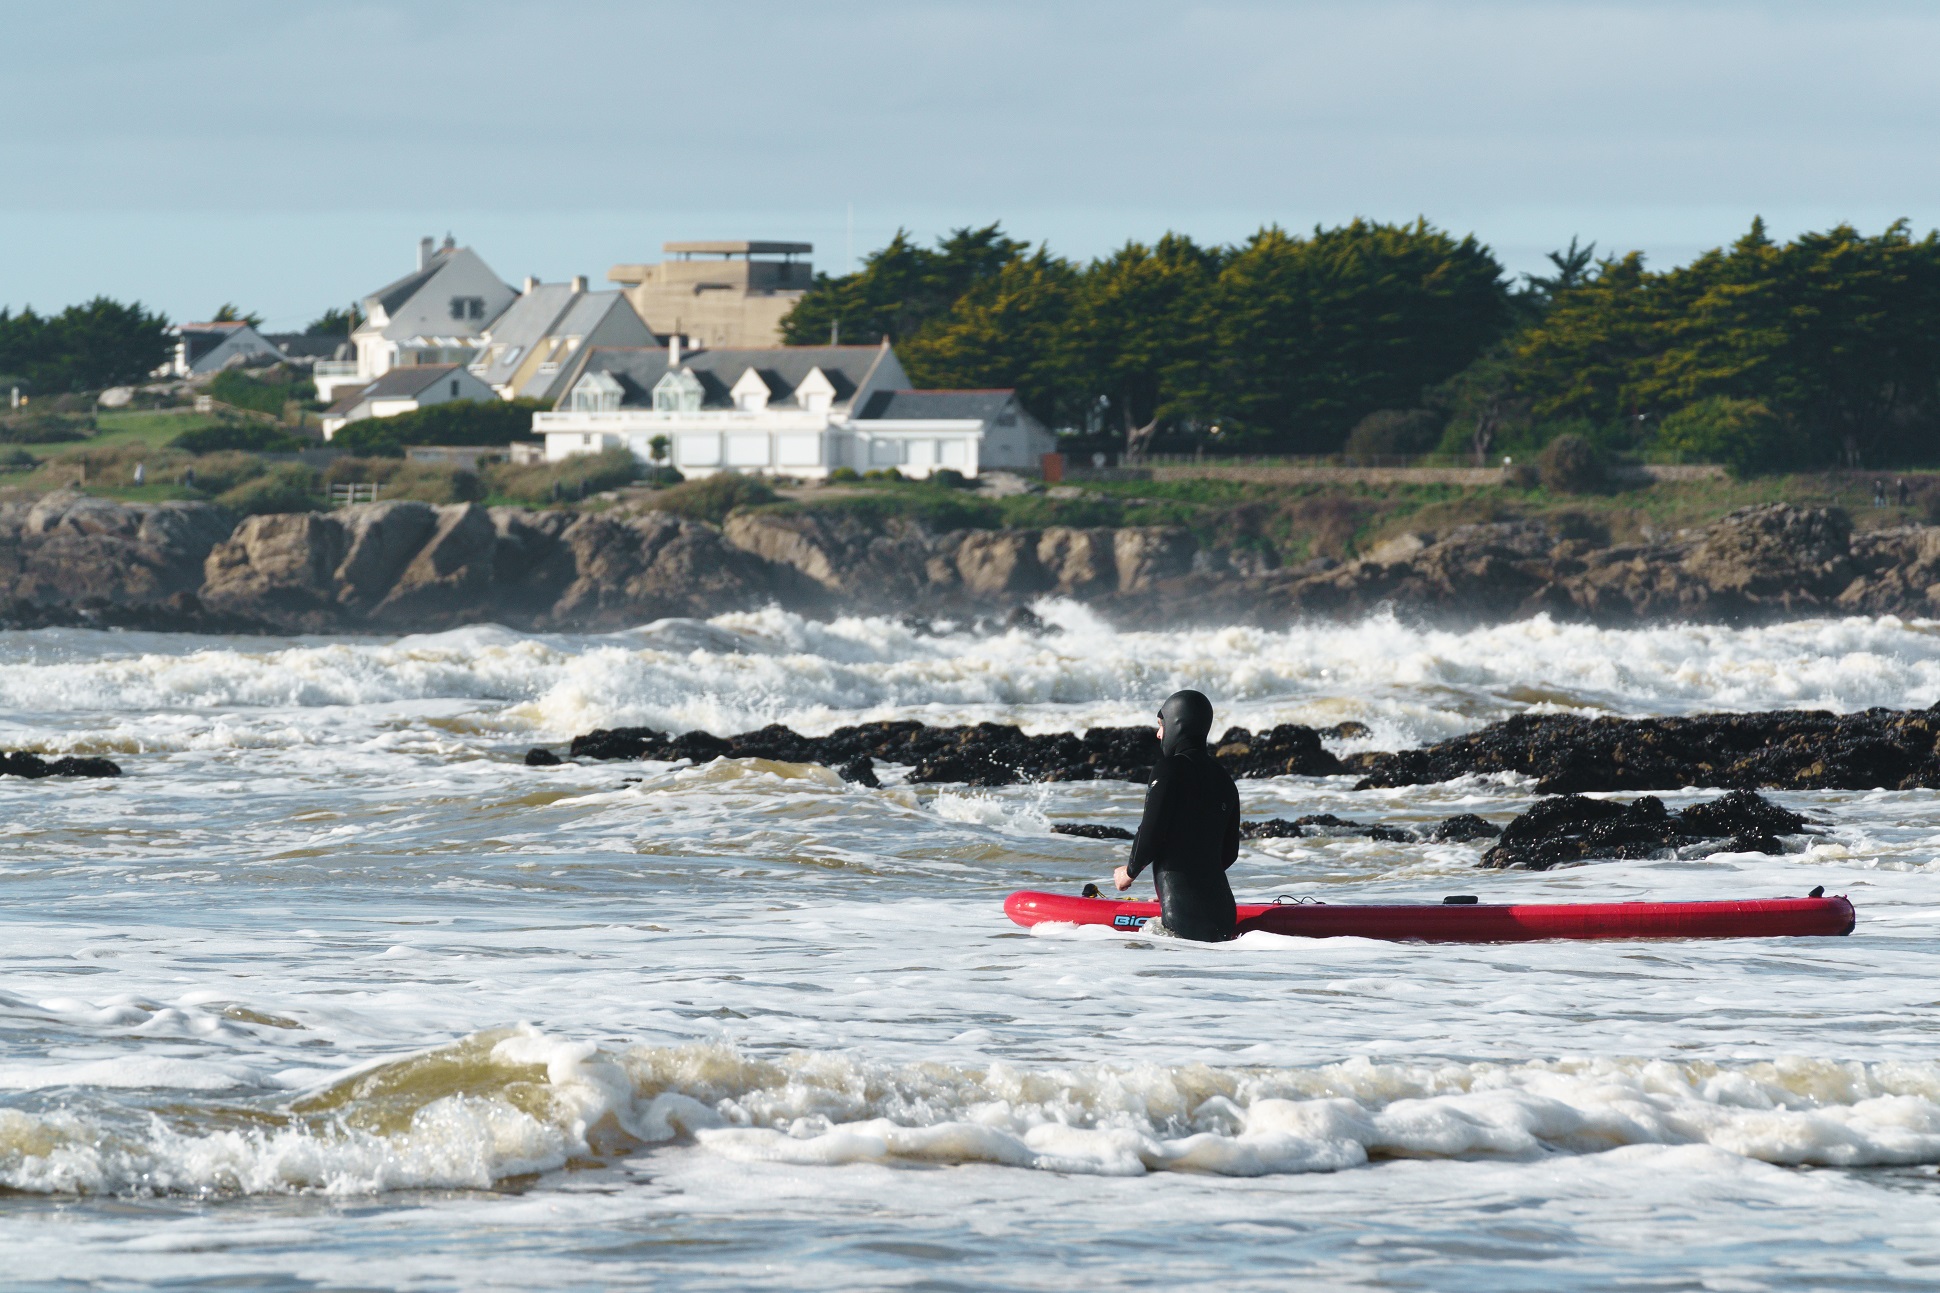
[314,360,359,378]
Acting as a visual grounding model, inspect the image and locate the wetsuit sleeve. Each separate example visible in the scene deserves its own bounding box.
[1126,757,1177,881]
[1221,777,1240,870]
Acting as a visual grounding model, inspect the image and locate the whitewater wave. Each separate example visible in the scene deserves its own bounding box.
[11,1030,1940,1195]
[7,610,1940,757]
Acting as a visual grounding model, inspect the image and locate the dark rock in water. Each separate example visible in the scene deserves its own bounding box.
[1328,721,1372,739]
[523,747,562,767]
[569,727,669,761]
[1428,813,1502,842]
[0,751,120,779]
[1352,706,1940,793]
[1236,815,1422,842]
[565,718,1344,785]
[1210,726,1348,778]
[1479,789,1810,870]
[1052,822,1134,840]
[838,757,881,788]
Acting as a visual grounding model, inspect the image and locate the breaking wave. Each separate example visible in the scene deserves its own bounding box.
[11,1030,1940,1195]
[6,609,1940,757]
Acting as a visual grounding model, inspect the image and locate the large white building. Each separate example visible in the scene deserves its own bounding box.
[533,340,1055,479]
[314,236,518,404]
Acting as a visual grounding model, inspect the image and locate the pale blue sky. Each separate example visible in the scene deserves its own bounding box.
[2,0,1936,330]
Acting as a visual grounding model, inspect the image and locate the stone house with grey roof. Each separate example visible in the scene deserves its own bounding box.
[533,339,1054,479]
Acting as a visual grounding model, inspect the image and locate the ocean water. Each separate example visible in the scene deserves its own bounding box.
[3,602,1940,1290]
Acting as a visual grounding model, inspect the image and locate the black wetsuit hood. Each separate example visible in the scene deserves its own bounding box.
[1158,690,1215,758]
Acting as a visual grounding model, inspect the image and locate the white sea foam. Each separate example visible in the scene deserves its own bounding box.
[10,1033,1940,1196]
[7,611,1940,756]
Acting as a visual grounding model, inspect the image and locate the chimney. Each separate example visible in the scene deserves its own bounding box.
[523,275,539,293]
[570,274,587,293]
[418,236,435,270]
[669,333,681,367]
[442,233,456,252]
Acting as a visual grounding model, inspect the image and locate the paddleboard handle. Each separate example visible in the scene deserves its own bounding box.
[1443,895,1479,904]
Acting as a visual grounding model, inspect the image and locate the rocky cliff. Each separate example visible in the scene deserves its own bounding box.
[9,491,1940,633]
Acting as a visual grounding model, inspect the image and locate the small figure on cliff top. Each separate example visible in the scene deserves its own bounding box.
[1873,479,1887,507]
[1113,690,1242,942]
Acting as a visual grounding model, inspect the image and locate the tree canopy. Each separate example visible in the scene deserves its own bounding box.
[788,216,1940,468]
[782,220,1513,452]
[0,298,172,392]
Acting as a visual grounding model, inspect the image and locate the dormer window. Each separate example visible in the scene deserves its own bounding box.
[450,296,486,321]
[794,366,837,415]
[652,368,704,412]
[567,370,624,413]
[730,368,772,412]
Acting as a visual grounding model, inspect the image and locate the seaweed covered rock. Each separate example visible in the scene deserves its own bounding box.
[562,719,1346,785]
[1479,790,1809,870]
[1428,814,1502,842]
[1052,823,1135,840]
[1212,726,1348,778]
[1352,705,1940,793]
[0,751,120,778]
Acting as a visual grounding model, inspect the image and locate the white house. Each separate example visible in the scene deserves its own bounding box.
[320,364,499,439]
[532,339,1056,479]
[159,321,285,378]
[314,235,517,404]
[467,276,656,402]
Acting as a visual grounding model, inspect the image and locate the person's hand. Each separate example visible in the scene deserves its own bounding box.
[1113,865,1133,892]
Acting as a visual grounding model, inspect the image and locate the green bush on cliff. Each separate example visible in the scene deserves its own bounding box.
[207,368,314,419]
[481,447,639,507]
[334,400,544,457]
[1655,397,1797,477]
[171,421,307,454]
[650,472,778,523]
[216,464,325,516]
[1538,434,1605,493]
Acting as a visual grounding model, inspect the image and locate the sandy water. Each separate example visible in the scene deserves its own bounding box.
[3,603,1940,1289]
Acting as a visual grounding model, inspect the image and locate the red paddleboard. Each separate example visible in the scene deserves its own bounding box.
[1004,890,1856,942]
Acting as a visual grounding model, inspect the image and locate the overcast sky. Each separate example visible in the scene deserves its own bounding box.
[3,0,1936,330]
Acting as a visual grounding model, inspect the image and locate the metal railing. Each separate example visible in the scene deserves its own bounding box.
[330,482,380,506]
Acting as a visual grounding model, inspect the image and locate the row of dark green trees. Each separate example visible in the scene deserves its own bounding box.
[0,299,174,394]
[783,218,1940,470]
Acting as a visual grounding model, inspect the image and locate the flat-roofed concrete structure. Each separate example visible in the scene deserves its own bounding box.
[606,240,813,349]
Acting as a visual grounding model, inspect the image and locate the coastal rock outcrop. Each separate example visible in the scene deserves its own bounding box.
[563,719,1347,784]
[1478,790,1810,869]
[1350,705,1940,793]
[201,501,799,631]
[0,491,231,627]
[24,492,1940,632]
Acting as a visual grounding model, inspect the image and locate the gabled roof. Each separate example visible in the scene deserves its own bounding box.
[858,389,1023,423]
[549,289,628,337]
[472,283,579,385]
[572,344,889,410]
[364,263,443,318]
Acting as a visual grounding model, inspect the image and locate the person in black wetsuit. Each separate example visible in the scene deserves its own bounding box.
[1112,690,1242,941]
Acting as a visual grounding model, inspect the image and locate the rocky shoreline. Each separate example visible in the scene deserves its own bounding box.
[10,490,1940,632]
[549,703,1940,795]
